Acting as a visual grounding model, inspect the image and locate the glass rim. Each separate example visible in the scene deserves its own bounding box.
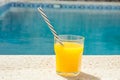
[55,34,85,42]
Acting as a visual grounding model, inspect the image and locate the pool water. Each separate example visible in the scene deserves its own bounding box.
[0,7,120,55]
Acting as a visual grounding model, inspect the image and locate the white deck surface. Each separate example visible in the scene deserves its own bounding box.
[0,55,119,80]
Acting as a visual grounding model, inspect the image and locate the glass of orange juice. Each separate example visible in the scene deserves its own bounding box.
[54,35,85,77]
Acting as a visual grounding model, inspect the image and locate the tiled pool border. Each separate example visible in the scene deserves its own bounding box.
[0,2,120,14]
[10,2,120,10]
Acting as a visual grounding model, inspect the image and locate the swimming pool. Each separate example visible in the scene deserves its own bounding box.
[0,2,120,55]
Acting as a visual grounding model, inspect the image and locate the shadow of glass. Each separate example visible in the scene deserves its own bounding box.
[62,72,101,80]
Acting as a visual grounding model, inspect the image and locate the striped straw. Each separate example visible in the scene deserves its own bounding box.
[38,7,63,46]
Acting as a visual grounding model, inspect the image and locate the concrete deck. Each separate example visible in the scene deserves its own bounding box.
[0,55,119,80]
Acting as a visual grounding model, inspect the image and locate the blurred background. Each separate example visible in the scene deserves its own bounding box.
[0,0,120,55]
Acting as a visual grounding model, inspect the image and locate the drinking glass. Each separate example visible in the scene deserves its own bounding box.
[54,35,85,77]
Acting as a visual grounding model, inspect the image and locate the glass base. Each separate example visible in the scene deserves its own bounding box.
[56,71,80,77]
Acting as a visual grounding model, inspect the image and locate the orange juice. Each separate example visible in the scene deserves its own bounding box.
[54,42,84,76]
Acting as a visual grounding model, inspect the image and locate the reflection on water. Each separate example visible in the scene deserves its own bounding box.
[0,8,120,54]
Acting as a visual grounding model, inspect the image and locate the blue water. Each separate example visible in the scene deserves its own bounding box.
[0,7,120,55]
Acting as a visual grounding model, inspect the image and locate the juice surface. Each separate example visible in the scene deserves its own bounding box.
[54,42,84,73]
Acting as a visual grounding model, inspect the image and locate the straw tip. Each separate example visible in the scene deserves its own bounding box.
[38,7,42,10]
